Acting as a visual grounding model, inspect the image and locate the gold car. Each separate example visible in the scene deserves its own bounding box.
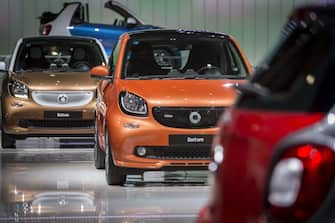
[1,36,108,148]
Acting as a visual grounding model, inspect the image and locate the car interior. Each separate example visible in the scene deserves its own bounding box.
[16,42,103,72]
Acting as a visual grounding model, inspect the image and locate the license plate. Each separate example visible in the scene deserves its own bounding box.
[44,111,82,120]
[169,135,214,145]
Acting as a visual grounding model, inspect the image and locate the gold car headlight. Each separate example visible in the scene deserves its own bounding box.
[10,80,29,99]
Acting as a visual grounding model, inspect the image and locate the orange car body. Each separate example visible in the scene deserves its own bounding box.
[93,30,251,183]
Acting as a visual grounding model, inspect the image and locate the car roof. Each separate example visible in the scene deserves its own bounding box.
[127,29,230,39]
[21,36,100,43]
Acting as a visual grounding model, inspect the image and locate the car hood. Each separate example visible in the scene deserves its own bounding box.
[118,79,245,107]
[12,72,98,91]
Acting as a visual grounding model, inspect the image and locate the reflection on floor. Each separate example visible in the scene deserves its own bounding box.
[0,138,210,223]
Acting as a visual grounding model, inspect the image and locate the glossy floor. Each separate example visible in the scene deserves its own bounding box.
[0,138,210,223]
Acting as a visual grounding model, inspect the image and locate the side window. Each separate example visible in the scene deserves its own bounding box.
[226,42,248,77]
[70,4,86,24]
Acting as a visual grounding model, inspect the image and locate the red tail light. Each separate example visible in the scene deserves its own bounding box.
[266,144,335,222]
[42,24,52,35]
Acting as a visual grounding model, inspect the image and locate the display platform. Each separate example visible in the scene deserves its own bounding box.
[0,137,210,223]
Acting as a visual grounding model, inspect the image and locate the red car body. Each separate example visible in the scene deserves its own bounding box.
[198,4,335,223]
[209,112,323,223]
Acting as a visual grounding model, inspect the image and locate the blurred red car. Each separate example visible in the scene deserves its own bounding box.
[198,4,335,223]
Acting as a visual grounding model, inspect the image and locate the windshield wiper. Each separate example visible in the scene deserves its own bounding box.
[127,73,247,80]
[172,74,246,80]
[220,74,247,80]
[16,68,45,73]
[127,75,177,80]
[49,69,70,73]
[137,75,166,80]
[128,74,216,80]
[173,75,207,80]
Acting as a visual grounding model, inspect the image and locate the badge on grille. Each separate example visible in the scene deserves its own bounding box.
[57,94,69,104]
[189,111,202,124]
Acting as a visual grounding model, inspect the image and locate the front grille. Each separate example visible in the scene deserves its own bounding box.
[152,107,225,129]
[135,146,211,160]
[19,120,95,129]
[32,91,94,107]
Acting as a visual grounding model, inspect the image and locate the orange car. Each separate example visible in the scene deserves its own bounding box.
[91,29,252,185]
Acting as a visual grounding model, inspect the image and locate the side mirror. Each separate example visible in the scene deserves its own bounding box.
[126,17,137,28]
[235,83,269,98]
[0,61,6,71]
[90,66,112,80]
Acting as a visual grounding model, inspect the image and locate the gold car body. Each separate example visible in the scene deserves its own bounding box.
[2,36,107,140]
[2,72,98,136]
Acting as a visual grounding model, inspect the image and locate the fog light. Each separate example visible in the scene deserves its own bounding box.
[136,147,147,157]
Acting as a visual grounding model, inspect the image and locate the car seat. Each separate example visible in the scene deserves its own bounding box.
[24,46,50,70]
[182,44,221,73]
[69,47,90,71]
[126,43,166,77]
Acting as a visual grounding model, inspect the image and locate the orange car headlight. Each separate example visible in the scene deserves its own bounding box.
[119,91,148,116]
[9,80,29,99]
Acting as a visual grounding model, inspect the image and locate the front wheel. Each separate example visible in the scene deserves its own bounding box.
[105,129,127,186]
[94,125,105,169]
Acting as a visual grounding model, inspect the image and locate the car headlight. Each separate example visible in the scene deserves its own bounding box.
[10,80,28,99]
[119,91,148,116]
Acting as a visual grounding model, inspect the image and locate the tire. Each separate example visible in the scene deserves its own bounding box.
[105,129,127,186]
[1,106,16,149]
[94,127,105,169]
[1,130,16,149]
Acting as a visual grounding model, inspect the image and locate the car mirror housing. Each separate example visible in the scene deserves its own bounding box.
[90,66,110,80]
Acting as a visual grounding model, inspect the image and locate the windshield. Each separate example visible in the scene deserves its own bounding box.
[14,39,105,72]
[123,36,249,80]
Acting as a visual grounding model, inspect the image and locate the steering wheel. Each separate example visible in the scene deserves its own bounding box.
[197,65,220,75]
[53,58,66,67]
[72,61,90,71]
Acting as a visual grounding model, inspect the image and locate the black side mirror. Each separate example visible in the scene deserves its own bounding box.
[236,83,270,98]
